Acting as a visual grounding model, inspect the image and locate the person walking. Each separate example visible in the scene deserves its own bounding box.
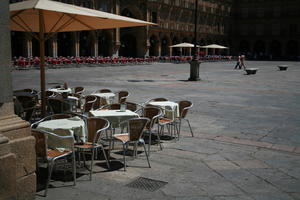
[240,55,246,70]
[234,55,241,69]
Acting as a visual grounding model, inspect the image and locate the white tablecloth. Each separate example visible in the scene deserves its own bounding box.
[36,117,86,149]
[48,88,72,94]
[90,110,139,128]
[148,101,179,120]
[91,93,116,104]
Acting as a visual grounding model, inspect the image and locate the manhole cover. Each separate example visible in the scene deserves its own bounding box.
[127,80,142,82]
[126,177,168,192]
[143,80,155,82]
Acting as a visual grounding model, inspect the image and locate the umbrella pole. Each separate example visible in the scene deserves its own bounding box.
[39,10,46,117]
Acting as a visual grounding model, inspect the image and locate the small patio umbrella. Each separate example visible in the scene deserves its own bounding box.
[200,44,229,55]
[170,43,200,48]
[200,44,228,49]
[10,0,154,116]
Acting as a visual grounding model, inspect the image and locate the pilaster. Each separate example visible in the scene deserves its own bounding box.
[0,1,36,199]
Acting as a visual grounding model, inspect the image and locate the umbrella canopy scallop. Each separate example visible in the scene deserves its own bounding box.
[10,0,155,33]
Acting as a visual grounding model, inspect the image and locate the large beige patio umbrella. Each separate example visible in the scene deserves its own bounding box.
[10,0,154,116]
[170,43,200,56]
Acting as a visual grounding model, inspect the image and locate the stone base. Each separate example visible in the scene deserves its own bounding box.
[0,135,16,200]
[0,102,36,200]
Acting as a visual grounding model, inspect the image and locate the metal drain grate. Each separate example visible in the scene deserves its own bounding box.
[126,177,168,192]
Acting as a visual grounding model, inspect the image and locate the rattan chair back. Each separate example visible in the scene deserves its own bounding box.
[32,129,47,158]
[126,102,138,112]
[74,86,84,94]
[179,100,192,118]
[118,91,129,103]
[151,98,168,102]
[143,106,161,129]
[84,95,97,112]
[128,118,149,141]
[99,89,112,93]
[87,117,109,143]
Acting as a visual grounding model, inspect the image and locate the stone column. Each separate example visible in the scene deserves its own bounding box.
[94,40,98,57]
[158,42,161,56]
[53,38,58,58]
[26,38,33,57]
[0,2,36,199]
[113,1,120,58]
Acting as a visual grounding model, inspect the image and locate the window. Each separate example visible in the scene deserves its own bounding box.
[241,7,248,18]
[272,23,280,36]
[289,24,297,36]
[257,8,264,18]
[152,12,157,23]
[273,7,281,18]
[256,24,264,35]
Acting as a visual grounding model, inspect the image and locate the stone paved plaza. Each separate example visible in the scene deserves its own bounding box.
[12,61,300,200]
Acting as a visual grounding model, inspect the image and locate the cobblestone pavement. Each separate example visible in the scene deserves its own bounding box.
[12,61,300,200]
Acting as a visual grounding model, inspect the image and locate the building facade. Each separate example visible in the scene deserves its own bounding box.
[10,0,300,59]
[10,0,232,58]
[230,0,300,60]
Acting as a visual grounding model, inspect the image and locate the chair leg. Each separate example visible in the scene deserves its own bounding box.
[90,149,95,180]
[156,130,163,151]
[142,142,151,168]
[123,143,126,171]
[174,122,180,140]
[72,153,76,186]
[101,146,110,169]
[134,142,138,158]
[45,160,54,197]
[148,131,152,156]
[185,119,194,137]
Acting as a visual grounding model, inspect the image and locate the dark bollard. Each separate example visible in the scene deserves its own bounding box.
[188,59,201,81]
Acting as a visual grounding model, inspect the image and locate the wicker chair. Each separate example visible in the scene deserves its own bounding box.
[47,98,71,114]
[74,86,85,95]
[158,105,178,140]
[117,91,129,103]
[98,89,112,93]
[16,95,37,122]
[113,118,150,171]
[75,117,110,180]
[141,106,163,155]
[150,98,168,102]
[125,102,141,112]
[175,100,194,138]
[92,96,106,110]
[32,129,76,197]
[83,95,97,113]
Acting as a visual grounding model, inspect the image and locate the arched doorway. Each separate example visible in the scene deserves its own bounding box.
[120,7,143,57]
[120,34,136,57]
[11,31,26,57]
[98,31,111,57]
[254,40,266,59]
[239,40,250,55]
[270,40,282,59]
[57,32,73,57]
[149,35,159,56]
[80,31,92,56]
[161,36,170,56]
[286,40,298,60]
[172,37,180,56]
